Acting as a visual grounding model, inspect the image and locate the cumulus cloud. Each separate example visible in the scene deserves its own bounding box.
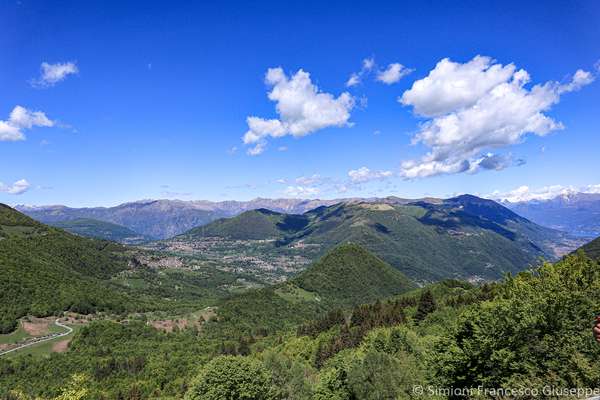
[400,56,516,117]
[284,185,320,197]
[346,57,375,87]
[0,179,31,195]
[488,183,600,203]
[243,68,354,154]
[398,55,595,179]
[348,167,393,183]
[376,63,412,85]
[31,61,78,88]
[0,106,54,141]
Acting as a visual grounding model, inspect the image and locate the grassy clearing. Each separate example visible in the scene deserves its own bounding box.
[2,324,80,359]
[275,283,317,303]
[0,323,30,345]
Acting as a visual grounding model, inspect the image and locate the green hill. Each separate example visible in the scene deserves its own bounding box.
[581,236,600,259]
[180,196,574,282]
[49,218,150,244]
[0,205,236,334]
[204,244,414,338]
[293,243,414,308]
[0,204,135,332]
[182,208,309,240]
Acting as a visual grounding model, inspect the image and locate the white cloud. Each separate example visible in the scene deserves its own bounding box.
[243,68,354,154]
[400,56,516,117]
[246,142,266,156]
[0,179,31,195]
[557,69,594,93]
[32,61,78,87]
[398,55,595,179]
[488,183,600,203]
[376,63,412,85]
[346,57,375,87]
[363,58,375,71]
[284,185,320,197]
[348,167,393,183]
[346,73,361,87]
[295,174,321,185]
[0,106,54,141]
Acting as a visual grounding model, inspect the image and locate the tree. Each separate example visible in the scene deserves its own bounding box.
[414,290,436,322]
[347,351,403,400]
[54,374,90,400]
[185,356,276,400]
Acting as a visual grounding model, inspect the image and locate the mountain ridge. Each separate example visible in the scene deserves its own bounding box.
[14,197,436,239]
[176,196,579,282]
[48,218,152,244]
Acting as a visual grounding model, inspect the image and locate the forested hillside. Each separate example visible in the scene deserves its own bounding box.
[293,243,414,308]
[0,205,247,334]
[3,241,599,398]
[201,244,414,340]
[581,236,600,259]
[0,204,134,333]
[49,218,150,244]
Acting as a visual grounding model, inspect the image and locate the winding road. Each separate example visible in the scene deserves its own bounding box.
[0,319,73,357]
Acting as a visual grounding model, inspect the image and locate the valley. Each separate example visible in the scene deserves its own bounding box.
[1,197,598,398]
[3,4,599,398]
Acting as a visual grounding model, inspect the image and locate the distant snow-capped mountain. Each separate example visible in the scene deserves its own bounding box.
[502,192,600,237]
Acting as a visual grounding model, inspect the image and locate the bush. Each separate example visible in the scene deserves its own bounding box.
[185,356,276,400]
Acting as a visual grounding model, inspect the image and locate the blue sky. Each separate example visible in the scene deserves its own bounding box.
[1,0,599,206]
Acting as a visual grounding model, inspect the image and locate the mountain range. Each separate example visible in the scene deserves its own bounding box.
[502,192,600,237]
[178,195,579,282]
[16,198,349,239]
[19,192,596,243]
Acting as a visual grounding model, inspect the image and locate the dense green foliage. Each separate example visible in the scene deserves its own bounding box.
[203,244,413,339]
[49,218,149,244]
[2,254,599,399]
[0,205,241,333]
[0,205,134,332]
[1,320,217,398]
[414,289,436,322]
[581,236,600,260]
[294,243,414,308]
[433,253,600,390]
[185,356,276,400]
